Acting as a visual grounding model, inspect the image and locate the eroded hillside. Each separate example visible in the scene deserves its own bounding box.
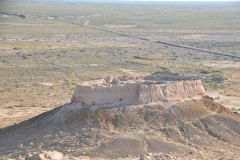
[1,95,240,159]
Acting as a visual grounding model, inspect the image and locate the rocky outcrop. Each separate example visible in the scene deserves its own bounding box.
[71,75,205,106]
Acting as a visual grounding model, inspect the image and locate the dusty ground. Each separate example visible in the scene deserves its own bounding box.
[1,96,240,159]
[0,1,240,159]
[0,106,50,128]
[202,60,240,69]
[23,150,204,160]
[206,90,240,113]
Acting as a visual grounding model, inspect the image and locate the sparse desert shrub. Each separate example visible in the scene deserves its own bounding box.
[19,14,26,19]
[18,144,23,148]
[226,93,232,96]
[2,60,9,63]
[23,55,28,59]
[80,49,85,52]
[203,82,223,90]
[13,47,20,50]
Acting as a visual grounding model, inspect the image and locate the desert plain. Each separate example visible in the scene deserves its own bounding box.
[0,1,240,159]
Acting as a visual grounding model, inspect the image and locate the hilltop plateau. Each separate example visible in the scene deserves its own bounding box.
[1,76,240,160]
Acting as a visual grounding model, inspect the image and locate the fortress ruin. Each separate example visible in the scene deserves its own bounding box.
[71,75,205,106]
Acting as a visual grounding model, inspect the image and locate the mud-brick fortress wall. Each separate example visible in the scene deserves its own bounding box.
[138,79,204,104]
[71,76,205,106]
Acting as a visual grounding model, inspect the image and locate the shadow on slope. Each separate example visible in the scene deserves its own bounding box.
[0,96,240,159]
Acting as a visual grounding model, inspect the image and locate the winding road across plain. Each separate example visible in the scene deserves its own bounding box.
[78,21,240,59]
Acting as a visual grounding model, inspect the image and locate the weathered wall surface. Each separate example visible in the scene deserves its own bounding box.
[138,84,165,104]
[162,80,204,99]
[71,82,139,106]
[71,76,205,106]
[138,80,205,104]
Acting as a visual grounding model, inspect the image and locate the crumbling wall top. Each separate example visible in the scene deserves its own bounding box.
[71,75,205,106]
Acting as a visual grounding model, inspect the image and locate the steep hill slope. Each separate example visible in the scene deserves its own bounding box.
[0,96,240,159]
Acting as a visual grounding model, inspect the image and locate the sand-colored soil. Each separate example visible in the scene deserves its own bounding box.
[39,83,54,87]
[104,24,138,28]
[1,96,240,160]
[206,90,240,113]
[202,60,240,69]
[0,106,51,128]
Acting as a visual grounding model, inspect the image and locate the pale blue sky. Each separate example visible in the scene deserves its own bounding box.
[70,0,240,1]
[71,0,240,2]
[96,0,240,2]
[124,0,240,2]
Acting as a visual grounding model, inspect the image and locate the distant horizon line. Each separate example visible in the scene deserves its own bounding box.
[23,0,240,1]
[67,0,240,1]
[4,0,239,3]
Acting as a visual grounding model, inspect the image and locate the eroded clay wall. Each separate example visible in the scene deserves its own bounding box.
[71,82,139,106]
[71,77,205,106]
[138,80,205,104]
[138,84,165,104]
[161,80,205,99]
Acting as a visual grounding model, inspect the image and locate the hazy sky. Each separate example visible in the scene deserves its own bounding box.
[90,0,240,2]
[88,0,239,1]
[68,0,240,2]
[68,0,240,1]
[124,0,240,2]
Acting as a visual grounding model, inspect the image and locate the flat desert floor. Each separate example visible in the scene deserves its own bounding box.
[0,1,240,152]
